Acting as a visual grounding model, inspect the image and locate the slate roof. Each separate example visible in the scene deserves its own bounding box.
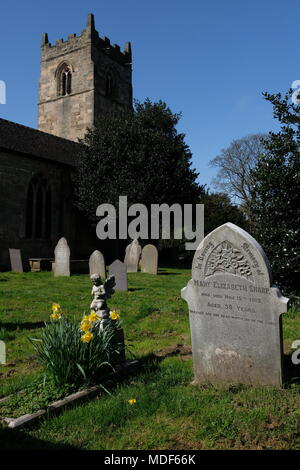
[0,118,83,166]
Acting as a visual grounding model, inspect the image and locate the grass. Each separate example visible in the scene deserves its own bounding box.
[0,268,300,450]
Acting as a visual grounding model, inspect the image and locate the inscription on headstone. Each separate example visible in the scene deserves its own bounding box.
[9,248,23,273]
[124,239,142,273]
[140,244,158,274]
[54,237,70,277]
[89,250,106,279]
[181,223,289,387]
[0,340,6,365]
[109,259,128,291]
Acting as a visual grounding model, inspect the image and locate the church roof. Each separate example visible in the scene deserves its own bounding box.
[0,118,82,166]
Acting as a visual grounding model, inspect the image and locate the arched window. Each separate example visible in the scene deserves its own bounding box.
[26,174,51,240]
[57,63,72,96]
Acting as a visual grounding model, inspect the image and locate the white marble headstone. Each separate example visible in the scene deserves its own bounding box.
[54,237,70,277]
[124,239,142,273]
[140,244,158,274]
[89,250,106,279]
[181,223,289,387]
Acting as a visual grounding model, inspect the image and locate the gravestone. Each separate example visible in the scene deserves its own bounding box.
[89,250,106,279]
[124,239,141,273]
[140,244,158,274]
[9,249,23,273]
[109,259,128,291]
[54,237,70,277]
[181,222,289,387]
[0,340,6,365]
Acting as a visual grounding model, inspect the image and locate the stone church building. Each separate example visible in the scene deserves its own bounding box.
[0,14,132,270]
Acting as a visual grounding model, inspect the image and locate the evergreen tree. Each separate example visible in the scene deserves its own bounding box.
[75,99,203,224]
[251,90,300,294]
[200,191,248,235]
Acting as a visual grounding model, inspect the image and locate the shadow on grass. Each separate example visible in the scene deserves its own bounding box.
[0,427,79,450]
[0,322,45,331]
[0,355,166,451]
[131,351,300,388]
[129,347,185,372]
[284,354,300,386]
[119,353,162,385]
[128,288,144,292]
[157,271,181,276]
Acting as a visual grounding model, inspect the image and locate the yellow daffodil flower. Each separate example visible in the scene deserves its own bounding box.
[89,311,98,323]
[81,331,93,343]
[110,310,120,320]
[80,319,92,332]
[50,312,61,321]
[128,398,137,405]
[52,303,61,312]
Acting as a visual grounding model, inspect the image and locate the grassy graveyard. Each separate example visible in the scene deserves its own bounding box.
[0,268,300,450]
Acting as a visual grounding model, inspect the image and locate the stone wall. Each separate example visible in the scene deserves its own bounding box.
[0,148,75,270]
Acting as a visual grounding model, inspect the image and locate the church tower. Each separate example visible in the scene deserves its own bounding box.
[38,14,132,141]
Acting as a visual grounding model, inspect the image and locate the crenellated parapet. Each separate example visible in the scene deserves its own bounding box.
[41,13,132,67]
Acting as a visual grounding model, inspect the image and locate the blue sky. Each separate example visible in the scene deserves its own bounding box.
[0,0,298,189]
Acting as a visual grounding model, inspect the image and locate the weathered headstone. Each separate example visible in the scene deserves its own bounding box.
[54,237,70,277]
[9,248,23,273]
[109,259,128,291]
[140,244,158,274]
[124,239,141,273]
[181,222,289,387]
[0,340,6,365]
[89,250,106,279]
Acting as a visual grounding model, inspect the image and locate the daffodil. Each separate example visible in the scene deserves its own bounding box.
[80,319,92,332]
[81,331,93,343]
[110,310,120,320]
[52,303,61,312]
[89,311,98,323]
[50,312,62,321]
[128,398,137,405]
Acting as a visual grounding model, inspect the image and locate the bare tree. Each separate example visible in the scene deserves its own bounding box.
[210,133,267,218]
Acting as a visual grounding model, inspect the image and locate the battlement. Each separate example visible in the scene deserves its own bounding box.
[41,13,132,67]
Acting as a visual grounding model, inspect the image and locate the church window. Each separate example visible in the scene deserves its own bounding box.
[26,174,51,239]
[57,64,72,96]
[105,72,114,98]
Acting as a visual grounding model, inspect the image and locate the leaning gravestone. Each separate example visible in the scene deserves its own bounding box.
[109,259,128,291]
[181,222,289,387]
[54,237,70,277]
[124,239,142,273]
[140,244,158,274]
[89,250,106,279]
[9,248,23,273]
[0,340,5,365]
